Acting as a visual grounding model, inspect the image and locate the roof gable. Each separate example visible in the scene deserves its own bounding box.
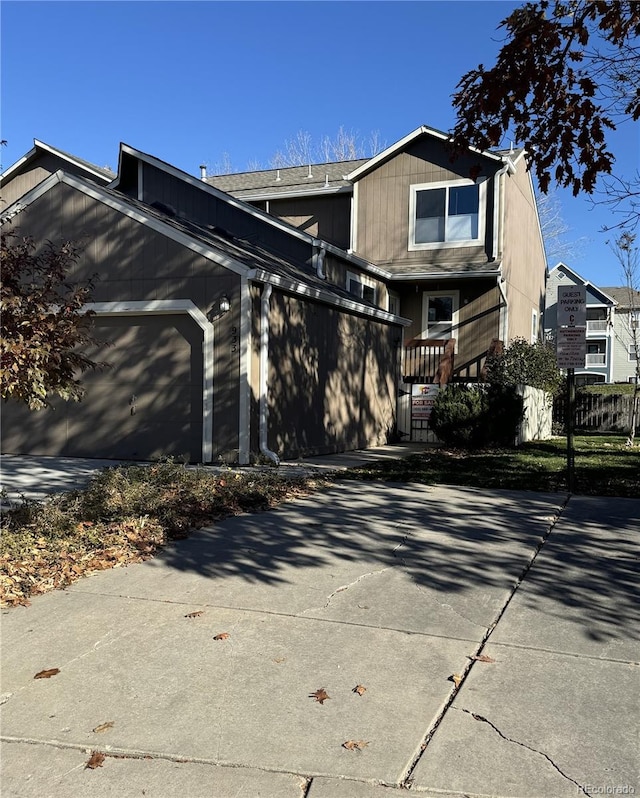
[347,125,508,182]
[549,263,617,306]
[0,140,115,185]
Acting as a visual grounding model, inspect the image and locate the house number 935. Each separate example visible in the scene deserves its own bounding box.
[231,326,238,354]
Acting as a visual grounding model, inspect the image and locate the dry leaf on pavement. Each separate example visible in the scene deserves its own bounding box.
[309,688,330,705]
[352,685,367,696]
[85,751,105,769]
[92,722,114,733]
[213,632,230,640]
[343,740,369,751]
[34,668,60,679]
[450,673,463,688]
[470,654,496,663]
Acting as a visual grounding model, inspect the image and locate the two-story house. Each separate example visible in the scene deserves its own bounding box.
[209,126,547,383]
[545,264,617,385]
[1,126,546,462]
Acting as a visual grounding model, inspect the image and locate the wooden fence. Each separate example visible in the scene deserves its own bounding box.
[553,393,638,432]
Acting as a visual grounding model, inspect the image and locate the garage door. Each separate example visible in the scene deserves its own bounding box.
[1,315,204,462]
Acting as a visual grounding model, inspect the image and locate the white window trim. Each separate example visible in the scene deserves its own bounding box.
[347,270,377,304]
[531,309,539,343]
[408,178,486,251]
[388,290,401,316]
[421,290,460,348]
[629,344,638,361]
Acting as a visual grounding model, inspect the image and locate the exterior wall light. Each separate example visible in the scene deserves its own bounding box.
[207,294,231,322]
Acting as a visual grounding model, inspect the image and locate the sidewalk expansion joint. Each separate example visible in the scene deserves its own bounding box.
[455,708,592,796]
[0,736,314,786]
[398,496,571,788]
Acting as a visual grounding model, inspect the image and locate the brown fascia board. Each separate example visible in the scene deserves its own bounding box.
[347,125,507,182]
[110,143,390,281]
[0,140,114,184]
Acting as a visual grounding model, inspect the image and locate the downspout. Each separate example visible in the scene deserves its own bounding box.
[492,161,511,262]
[497,276,509,344]
[312,239,326,279]
[259,284,280,465]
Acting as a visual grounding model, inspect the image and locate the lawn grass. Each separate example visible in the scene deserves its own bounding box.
[339,434,640,497]
[2,437,637,608]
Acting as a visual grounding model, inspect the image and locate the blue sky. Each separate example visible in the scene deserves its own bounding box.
[2,0,638,287]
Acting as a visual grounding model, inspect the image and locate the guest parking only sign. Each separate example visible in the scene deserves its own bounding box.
[556,285,586,368]
[557,285,587,328]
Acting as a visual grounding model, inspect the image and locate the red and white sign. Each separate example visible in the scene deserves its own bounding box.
[411,384,439,420]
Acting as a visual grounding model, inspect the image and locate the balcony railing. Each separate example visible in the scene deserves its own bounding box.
[586,353,606,365]
[402,338,455,385]
[586,320,608,333]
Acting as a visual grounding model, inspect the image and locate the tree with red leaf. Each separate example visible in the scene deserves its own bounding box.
[1,232,102,409]
[452,1,639,228]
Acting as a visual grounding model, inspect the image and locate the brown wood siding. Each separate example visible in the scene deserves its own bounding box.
[396,280,500,380]
[268,194,351,249]
[355,140,496,269]
[324,253,389,310]
[265,292,400,458]
[501,165,546,342]
[1,182,242,461]
[1,152,110,208]
[140,164,313,266]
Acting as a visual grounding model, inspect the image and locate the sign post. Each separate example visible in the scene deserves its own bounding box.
[556,286,587,492]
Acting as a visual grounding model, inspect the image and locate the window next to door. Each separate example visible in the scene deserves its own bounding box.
[409,179,486,250]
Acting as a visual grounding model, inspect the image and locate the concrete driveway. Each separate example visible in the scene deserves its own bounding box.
[1,477,638,797]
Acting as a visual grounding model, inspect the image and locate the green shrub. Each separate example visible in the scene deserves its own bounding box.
[429,384,524,448]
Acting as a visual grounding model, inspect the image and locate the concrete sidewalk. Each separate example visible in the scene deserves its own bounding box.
[1,479,638,797]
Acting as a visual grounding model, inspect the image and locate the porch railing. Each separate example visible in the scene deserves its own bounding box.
[402,338,456,385]
[586,320,608,333]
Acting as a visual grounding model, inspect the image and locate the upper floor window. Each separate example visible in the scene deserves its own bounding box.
[347,271,376,304]
[629,344,638,361]
[409,180,485,251]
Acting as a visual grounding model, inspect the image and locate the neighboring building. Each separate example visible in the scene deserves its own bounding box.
[601,287,640,384]
[545,263,617,385]
[1,125,547,462]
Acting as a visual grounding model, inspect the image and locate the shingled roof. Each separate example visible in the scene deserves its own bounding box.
[205,159,367,198]
[601,287,640,309]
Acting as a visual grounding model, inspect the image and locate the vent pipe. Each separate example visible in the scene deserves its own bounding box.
[275,169,281,182]
[307,164,313,179]
[199,164,207,181]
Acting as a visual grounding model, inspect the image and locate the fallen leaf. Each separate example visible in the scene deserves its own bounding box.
[470,654,496,664]
[185,611,204,618]
[85,751,105,769]
[273,657,286,664]
[213,632,230,640]
[34,668,60,679]
[352,685,367,696]
[309,688,330,705]
[92,722,114,733]
[343,740,369,751]
[450,673,463,688]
